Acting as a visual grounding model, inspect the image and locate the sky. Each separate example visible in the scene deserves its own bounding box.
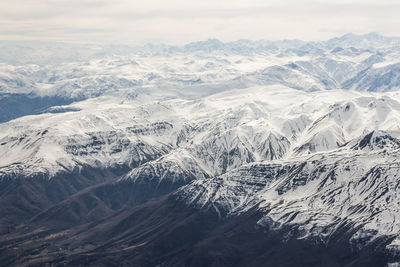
[1,0,400,44]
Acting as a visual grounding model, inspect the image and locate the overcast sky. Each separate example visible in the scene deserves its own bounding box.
[1,0,400,44]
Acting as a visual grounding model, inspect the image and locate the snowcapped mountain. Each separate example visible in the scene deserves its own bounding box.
[1,33,400,125]
[2,34,400,266]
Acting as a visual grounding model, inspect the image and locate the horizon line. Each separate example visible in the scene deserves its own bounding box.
[0,32,399,47]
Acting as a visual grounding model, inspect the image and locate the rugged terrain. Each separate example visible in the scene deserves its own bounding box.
[1,33,400,266]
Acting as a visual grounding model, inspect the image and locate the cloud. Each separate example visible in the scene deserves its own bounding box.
[0,0,399,44]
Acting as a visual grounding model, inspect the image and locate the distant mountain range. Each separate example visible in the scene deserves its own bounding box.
[1,32,400,65]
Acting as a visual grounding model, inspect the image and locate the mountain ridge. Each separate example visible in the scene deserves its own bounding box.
[2,34,400,266]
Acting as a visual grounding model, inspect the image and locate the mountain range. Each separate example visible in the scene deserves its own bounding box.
[1,33,400,266]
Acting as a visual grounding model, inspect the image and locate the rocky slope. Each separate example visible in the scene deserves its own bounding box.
[2,34,400,266]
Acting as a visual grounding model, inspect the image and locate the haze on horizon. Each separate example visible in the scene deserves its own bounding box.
[1,0,400,45]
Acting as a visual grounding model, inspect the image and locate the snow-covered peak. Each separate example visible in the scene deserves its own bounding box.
[2,86,400,180]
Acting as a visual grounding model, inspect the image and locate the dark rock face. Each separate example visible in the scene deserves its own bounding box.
[1,150,400,266]
[359,131,375,149]
[0,194,395,267]
[0,165,131,234]
[353,130,400,150]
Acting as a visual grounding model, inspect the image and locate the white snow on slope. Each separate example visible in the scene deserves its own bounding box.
[2,33,400,255]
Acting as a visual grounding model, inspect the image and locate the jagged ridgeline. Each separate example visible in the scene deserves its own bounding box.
[1,34,400,266]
